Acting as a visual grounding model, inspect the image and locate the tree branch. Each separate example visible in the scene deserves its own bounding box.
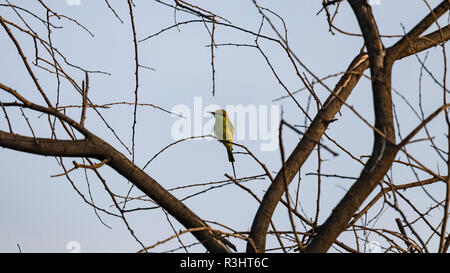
[247,0,450,252]
[302,0,449,253]
[0,118,234,253]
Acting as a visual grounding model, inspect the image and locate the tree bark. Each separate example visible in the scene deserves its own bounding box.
[247,0,450,253]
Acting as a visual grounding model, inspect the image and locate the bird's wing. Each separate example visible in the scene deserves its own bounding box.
[227,116,234,134]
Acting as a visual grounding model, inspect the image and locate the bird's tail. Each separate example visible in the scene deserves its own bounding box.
[226,147,235,162]
[230,161,237,180]
[223,141,236,178]
[222,141,234,162]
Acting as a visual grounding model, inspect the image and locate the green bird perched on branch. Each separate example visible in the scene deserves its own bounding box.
[209,109,236,178]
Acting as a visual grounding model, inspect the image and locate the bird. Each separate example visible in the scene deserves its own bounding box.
[209,109,234,162]
[209,109,236,177]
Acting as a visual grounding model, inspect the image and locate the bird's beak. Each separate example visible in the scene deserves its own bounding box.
[208,111,215,116]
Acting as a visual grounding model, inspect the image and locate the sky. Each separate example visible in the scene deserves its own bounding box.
[0,0,448,253]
